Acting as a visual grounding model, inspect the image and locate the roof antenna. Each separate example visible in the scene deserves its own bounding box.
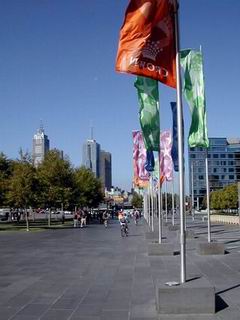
[40,119,44,133]
[90,120,94,140]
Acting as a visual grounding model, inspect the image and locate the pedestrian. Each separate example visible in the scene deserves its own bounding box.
[80,208,87,228]
[73,211,78,228]
[103,210,109,228]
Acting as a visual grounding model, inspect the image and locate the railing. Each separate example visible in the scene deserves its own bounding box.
[210,214,240,225]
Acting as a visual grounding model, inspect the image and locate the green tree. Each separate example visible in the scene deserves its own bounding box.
[0,152,14,206]
[37,150,75,209]
[222,184,237,210]
[131,192,143,208]
[73,167,103,208]
[6,159,38,208]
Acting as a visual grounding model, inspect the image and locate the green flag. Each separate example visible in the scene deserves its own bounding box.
[134,76,160,151]
[180,49,209,148]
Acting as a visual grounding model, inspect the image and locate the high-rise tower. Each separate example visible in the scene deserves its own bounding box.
[82,139,100,178]
[32,125,50,167]
[100,150,112,191]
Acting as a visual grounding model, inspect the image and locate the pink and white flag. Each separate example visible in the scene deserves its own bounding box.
[160,130,173,182]
[133,131,149,187]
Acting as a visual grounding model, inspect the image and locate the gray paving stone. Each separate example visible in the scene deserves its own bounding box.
[70,304,102,318]
[13,303,49,317]
[40,309,73,320]
[1,218,240,320]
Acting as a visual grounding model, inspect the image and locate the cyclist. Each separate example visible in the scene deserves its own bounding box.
[119,214,129,237]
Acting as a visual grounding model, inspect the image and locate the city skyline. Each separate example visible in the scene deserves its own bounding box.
[1,1,240,191]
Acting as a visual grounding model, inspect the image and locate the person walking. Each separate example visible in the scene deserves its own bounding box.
[103,210,109,228]
[80,208,87,228]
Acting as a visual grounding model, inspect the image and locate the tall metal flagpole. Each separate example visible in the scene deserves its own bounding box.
[150,174,154,232]
[205,149,211,243]
[174,1,186,283]
[158,152,162,243]
[191,161,195,221]
[148,182,151,227]
[172,177,175,226]
[165,182,168,222]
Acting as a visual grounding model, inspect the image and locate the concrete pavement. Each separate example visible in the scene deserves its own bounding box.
[0,217,240,319]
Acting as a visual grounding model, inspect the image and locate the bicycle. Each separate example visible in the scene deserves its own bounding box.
[120,222,128,237]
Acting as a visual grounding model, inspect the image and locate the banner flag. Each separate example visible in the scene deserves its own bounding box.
[160,130,173,181]
[132,131,149,187]
[134,76,160,151]
[116,0,176,88]
[170,102,179,172]
[180,49,209,148]
[145,150,155,172]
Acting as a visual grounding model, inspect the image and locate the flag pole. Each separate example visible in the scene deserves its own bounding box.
[165,182,168,222]
[150,174,154,232]
[172,176,175,226]
[158,152,162,243]
[205,149,211,242]
[200,44,211,243]
[174,1,186,284]
[148,182,151,228]
[191,161,195,221]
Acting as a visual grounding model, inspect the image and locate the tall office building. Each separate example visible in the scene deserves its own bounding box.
[32,126,50,167]
[82,139,100,178]
[100,150,112,191]
[189,137,240,207]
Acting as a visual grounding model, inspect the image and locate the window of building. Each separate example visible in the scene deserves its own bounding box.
[198,175,204,180]
[221,175,226,180]
[229,175,234,179]
[228,168,234,173]
[213,154,219,158]
[228,161,235,165]
[228,154,234,158]
[207,154,211,158]
[220,154,226,158]
[190,154,196,158]
[220,161,226,166]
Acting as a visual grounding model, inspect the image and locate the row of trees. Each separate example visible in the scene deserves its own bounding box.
[209,184,238,211]
[0,150,104,210]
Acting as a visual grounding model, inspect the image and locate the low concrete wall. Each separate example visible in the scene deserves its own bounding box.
[210,214,240,225]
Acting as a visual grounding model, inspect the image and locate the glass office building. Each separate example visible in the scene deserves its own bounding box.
[189,137,240,207]
[32,127,50,167]
[82,139,100,178]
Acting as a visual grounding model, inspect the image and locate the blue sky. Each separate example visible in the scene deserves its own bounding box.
[0,0,240,192]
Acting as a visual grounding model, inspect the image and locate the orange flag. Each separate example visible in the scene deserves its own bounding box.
[116,0,177,88]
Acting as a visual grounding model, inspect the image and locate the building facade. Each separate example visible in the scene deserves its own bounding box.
[189,137,240,207]
[82,139,100,178]
[32,127,50,167]
[100,150,112,191]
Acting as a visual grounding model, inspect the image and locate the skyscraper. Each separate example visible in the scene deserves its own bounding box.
[100,150,112,191]
[82,139,100,178]
[32,126,50,167]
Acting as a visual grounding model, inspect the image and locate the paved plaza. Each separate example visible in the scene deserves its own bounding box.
[0,217,240,320]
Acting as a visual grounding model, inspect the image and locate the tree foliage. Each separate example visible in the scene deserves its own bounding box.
[210,184,238,211]
[131,192,143,208]
[7,159,38,208]
[37,150,75,209]
[0,152,14,206]
[74,166,103,208]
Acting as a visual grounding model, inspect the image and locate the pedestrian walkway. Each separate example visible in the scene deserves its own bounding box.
[0,217,240,319]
